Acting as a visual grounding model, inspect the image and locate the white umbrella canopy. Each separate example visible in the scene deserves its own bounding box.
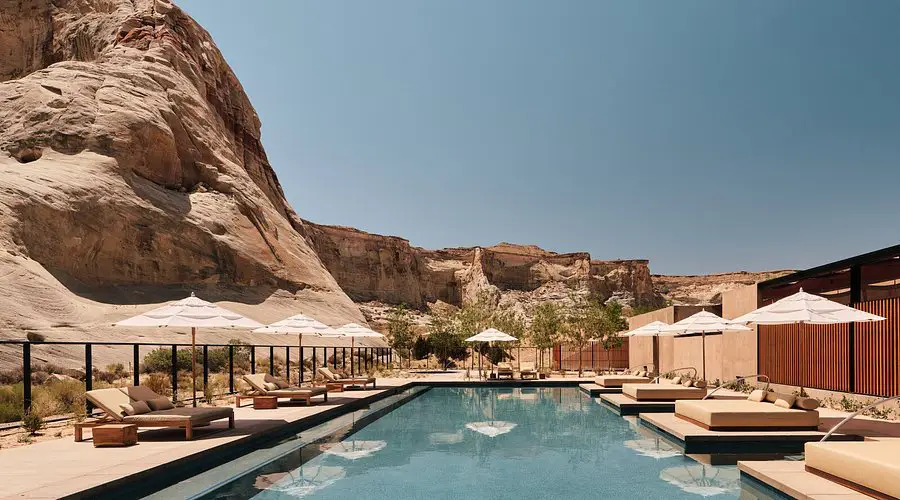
[662,311,749,381]
[732,288,886,325]
[114,292,263,406]
[254,313,342,383]
[465,328,518,342]
[336,323,385,376]
[659,464,741,497]
[320,440,387,460]
[620,321,676,337]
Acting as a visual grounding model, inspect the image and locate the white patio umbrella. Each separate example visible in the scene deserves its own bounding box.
[336,323,385,377]
[114,292,263,406]
[659,464,741,497]
[620,320,674,337]
[732,288,886,325]
[466,328,518,379]
[662,311,750,380]
[465,421,517,437]
[254,313,341,382]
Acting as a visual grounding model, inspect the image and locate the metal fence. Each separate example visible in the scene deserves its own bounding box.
[0,340,393,415]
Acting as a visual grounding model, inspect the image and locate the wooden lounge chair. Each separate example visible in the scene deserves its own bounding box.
[241,373,328,406]
[317,367,376,389]
[519,361,537,380]
[83,386,234,441]
[805,441,900,499]
[496,362,514,379]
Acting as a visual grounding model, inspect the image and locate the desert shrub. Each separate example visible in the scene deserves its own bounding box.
[22,411,43,435]
[0,383,24,423]
[30,371,49,385]
[0,368,23,385]
[143,348,193,374]
[142,372,172,397]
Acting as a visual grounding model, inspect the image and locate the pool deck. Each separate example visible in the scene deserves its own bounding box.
[639,412,864,454]
[738,460,869,499]
[0,374,591,499]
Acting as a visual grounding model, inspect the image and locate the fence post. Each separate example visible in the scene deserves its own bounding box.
[133,345,140,386]
[251,347,256,374]
[22,342,31,415]
[171,345,178,403]
[333,347,337,369]
[85,343,93,414]
[269,346,275,376]
[300,346,305,382]
[342,348,347,370]
[322,347,327,368]
[203,345,209,399]
[228,345,234,393]
[285,346,290,383]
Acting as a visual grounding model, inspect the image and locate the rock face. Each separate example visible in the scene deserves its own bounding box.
[304,223,661,313]
[654,270,794,305]
[0,0,364,337]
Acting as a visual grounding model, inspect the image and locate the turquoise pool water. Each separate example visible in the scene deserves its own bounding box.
[189,387,765,499]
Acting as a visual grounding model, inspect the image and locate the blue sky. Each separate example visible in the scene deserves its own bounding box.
[178,1,900,275]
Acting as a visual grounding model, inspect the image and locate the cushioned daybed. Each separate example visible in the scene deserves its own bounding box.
[594,374,652,388]
[805,441,900,499]
[85,386,234,440]
[318,367,376,389]
[242,374,328,405]
[623,383,706,401]
[675,399,819,431]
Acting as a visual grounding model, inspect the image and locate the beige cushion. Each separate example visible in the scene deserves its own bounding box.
[119,386,163,402]
[806,441,900,498]
[748,389,766,402]
[623,383,706,401]
[764,391,779,403]
[675,399,819,429]
[774,394,796,409]
[795,397,820,410]
[119,400,151,416]
[693,380,707,389]
[671,376,682,385]
[274,378,290,389]
[123,406,233,424]
[85,388,130,421]
[319,367,338,380]
[594,375,650,388]
[243,374,269,393]
[146,397,174,411]
[520,362,536,372]
[264,382,279,391]
[266,387,327,397]
[682,379,694,387]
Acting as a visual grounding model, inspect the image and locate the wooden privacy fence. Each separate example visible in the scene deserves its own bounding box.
[553,339,629,372]
[758,297,899,397]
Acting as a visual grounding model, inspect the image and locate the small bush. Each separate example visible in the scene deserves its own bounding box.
[142,372,172,397]
[22,411,43,435]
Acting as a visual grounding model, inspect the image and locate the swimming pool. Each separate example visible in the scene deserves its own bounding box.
[152,387,783,499]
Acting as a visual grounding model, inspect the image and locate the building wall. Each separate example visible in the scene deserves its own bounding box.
[721,284,760,382]
[628,307,675,372]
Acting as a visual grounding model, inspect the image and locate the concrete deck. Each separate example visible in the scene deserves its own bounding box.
[739,460,870,499]
[639,412,863,454]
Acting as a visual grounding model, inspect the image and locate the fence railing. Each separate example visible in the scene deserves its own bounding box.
[0,340,393,415]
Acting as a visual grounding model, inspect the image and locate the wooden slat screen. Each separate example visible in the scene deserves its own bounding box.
[554,340,630,371]
[759,296,899,396]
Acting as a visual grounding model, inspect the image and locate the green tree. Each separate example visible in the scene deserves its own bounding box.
[562,300,596,377]
[596,301,629,370]
[387,305,416,368]
[529,302,562,370]
[427,310,465,370]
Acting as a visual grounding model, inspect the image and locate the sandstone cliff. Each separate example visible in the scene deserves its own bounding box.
[654,270,794,305]
[0,0,365,351]
[304,222,661,314]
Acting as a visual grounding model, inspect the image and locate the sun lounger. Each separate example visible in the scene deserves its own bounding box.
[496,362,514,379]
[242,374,328,405]
[594,369,653,388]
[317,367,376,389]
[675,399,819,431]
[519,361,537,380]
[84,386,234,440]
[622,383,706,401]
[804,441,900,499]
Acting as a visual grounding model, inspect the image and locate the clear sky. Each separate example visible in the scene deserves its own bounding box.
[178,0,900,275]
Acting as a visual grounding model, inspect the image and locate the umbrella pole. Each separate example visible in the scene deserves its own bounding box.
[351,337,355,376]
[298,333,302,384]
[191,327,197,408]
[701,332,707,381]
